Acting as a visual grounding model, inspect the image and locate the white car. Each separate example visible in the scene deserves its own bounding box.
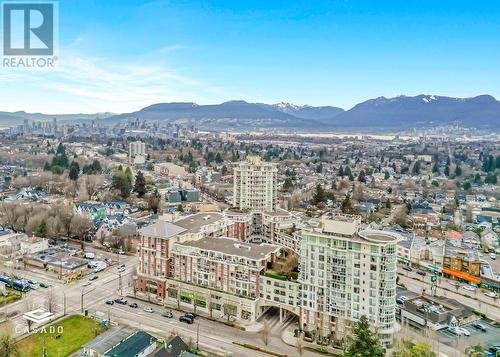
[144,307,154,313]
[117,267,126,273]
[83,281,92,287]
[462,285,476,292]
[459,327,470,336]
[485,291,498,298]
[490,253,496,260]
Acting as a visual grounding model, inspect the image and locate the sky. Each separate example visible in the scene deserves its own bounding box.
[1,0,500,114]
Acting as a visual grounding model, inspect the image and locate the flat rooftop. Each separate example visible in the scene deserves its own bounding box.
[359,230,400,243]
[178,237,280,260]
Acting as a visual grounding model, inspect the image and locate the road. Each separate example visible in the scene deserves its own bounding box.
[397,268,500,321]
[1,258,320,357]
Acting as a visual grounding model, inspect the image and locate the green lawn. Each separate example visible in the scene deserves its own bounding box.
[18,315,105,357]
[0,291,21,307]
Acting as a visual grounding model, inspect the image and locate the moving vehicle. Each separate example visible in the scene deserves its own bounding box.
[416,270,426,276]
[179,315,194,324]
[472,322,487,332]
[40,282,49,288]
[459,327,470,336]
[184,313,196,320]
[402,266,412,272]
[105,300,114,305]
[161,311,173,318]
[89,275,99,281]
[83,281,92,287]
[129,303,138,308]
[490,253,496,260]
[485,291,498,298]
[144,307,154,313]
[114,297,127,305]
[117,267,126,273]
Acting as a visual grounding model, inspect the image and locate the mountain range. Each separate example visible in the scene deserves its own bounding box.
[2,94,499,131]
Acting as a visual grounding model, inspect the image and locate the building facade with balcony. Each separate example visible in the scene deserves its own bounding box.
[299,214,399,347]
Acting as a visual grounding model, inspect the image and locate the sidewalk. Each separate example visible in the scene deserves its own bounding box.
[128,291,264,332]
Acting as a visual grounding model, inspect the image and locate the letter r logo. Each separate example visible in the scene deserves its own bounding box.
[2,2,54,56]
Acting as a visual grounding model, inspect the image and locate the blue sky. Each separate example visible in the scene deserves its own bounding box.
[2,0,500,113]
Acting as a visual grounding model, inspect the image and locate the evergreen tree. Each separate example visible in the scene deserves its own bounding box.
[343,315,385,357]
[69,161,80,181]
[133,170,147,197]
[341,195,353,213]
[43,162,51,171]
[176,204,184,212]
[221,165,228,175]
[384,171,390,180]
[485,173,497,184]
[412,161,421,175]
[431,162,439,174]
[316,163,323,173]
[283,178,294,192]
[338,166,345,177]
[56,142,66,155]
[35,219,46,238]
[215,152,223,164]
[148,189,161,213]
[358,170,367,183]
[444,165,450,177]
[312,183,326,205]
[454,165,462,177]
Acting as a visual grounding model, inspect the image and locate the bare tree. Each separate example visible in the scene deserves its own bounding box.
[84,175,104,200]
[70,214,92,249]
[45,288,57,313]
[261,319,271,346]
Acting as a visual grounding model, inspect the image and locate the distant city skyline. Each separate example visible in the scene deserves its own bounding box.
[1,0,500,114]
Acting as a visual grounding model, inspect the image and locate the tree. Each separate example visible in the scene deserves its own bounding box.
[261,319,271,346]
[69,161,80,181]
[431,163,439,174]
[133,171,146,197]
[338,166,345,177]
[411,161,421,175]
[384,171,390,180]
[463,181,472,191]
[484,172,497,184]
[0,330,20,357]
[393,342,435,357]
[148,189,161,214]
[112,168,133,199]
[343,315,384,357]
[454,165,462,177]
[444,165,450,177]
[358,170,367,183]
[176,204,184,212]
[34,219,46,238]
[283,178,294,192]
[70,214,92,249]
[341,195,353,213]
[311,183,326,205]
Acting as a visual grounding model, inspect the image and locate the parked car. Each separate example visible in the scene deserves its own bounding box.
[462,285,476,292]
[114,297,127,305]
[402,266,412,272]
[129,303,138,308]
[161,311,173,318]
[89,275,99,281]
[117,267,126,273]
[83,281,92,287]
[396,296,408,305]
[490,253,496,260]
[472,322,487,332]
[184,313,196,320]
[39,282,49,288]
[179,315,194,324]
[105,300,114,305]
[416,270,426,276]
[144,307,154,313]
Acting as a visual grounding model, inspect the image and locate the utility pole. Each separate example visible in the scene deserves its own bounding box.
[63,292,66,315]
[196,323,200,350]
